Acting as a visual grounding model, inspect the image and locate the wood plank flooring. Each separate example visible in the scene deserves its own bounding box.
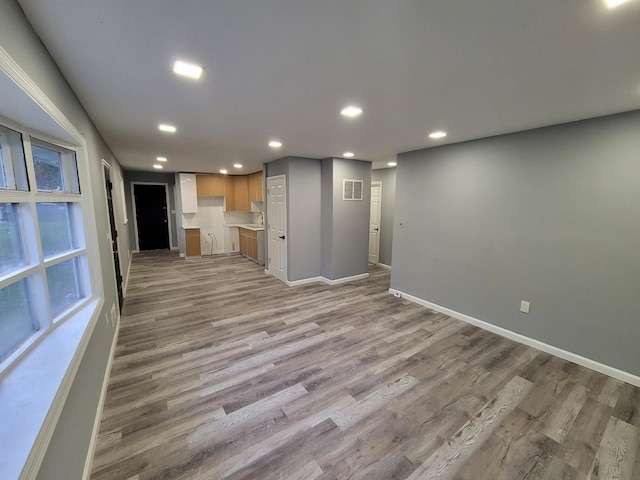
[91,251,640,480]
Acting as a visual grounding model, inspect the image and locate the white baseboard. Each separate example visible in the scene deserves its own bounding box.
[82,314,120,479]
[286,273,370,287]
[286,276,324,287]
[323,273,370,285]
[377,263,392,270]
[389,288,640,388]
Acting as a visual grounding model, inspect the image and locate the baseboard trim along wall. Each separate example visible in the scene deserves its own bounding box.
[389,288,640,388]
[82,312,120,479]
[377,263,392,270]
[286,273,370,287]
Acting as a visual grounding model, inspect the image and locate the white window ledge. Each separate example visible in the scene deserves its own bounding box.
[0,299,101,480]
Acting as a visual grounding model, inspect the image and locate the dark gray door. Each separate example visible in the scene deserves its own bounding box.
[134,184,170,251]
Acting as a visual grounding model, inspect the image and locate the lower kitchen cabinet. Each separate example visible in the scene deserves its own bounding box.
[239,227,264,265]
[184,227,201,257]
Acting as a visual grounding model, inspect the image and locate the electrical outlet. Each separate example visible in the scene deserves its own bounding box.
[105,311,111,326]
[111,304,117,327]
[520,301,530,314]
[393,291,402,298]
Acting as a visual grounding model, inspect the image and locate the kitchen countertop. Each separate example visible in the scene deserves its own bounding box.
[182,225,200,229]
[224,224,265,231]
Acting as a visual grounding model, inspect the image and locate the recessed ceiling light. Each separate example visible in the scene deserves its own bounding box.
[343,152,355,158]
[220,169,228,174]
[173,60,203,79]
[387,161,397,167]
[604,0,631,7]
[269,140,282,148]
[158,124,176,133]
[153,164,163,169]
[233,163,243,169]
[156,156,167,162]
[340,105,363,117]
[429,130,447,139]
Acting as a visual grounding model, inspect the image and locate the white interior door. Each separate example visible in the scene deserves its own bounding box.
[369,181,382,264]
[267,175,287,283]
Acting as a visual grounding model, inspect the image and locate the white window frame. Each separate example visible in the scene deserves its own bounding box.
[0,131,15,188]
[0,47,105,480]
[0,123,95,368]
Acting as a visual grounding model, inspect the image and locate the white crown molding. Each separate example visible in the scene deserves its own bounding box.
[0,46,83,143]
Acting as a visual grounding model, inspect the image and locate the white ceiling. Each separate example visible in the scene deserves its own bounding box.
[16,0,640,173]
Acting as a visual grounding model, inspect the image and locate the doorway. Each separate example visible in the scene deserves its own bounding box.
[132,183,170,251]
[369,181,382,264]
[103,163,124,310]
[266,175,287,283]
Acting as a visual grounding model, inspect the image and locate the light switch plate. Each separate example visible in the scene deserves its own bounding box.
[520,301,530,314]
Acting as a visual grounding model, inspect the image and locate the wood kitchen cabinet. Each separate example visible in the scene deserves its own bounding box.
[196,174,225,197]
[224,176,235,211]
[184,227,201,257]
[248,171,263,202]
[234,176,251,212]
[193,172,258,211]
[239,227,261,263]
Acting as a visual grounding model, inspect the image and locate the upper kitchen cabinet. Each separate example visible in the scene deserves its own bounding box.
[224,176,235,211]
[196,174,225,197]
[249,171,264,202]
[193,172,259,211]
[179,173,198,213]
[234,175,251,212]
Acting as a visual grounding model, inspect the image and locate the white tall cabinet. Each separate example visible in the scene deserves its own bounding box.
[179,173,198,213]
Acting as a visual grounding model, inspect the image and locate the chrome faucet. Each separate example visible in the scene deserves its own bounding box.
[257,211,264,226]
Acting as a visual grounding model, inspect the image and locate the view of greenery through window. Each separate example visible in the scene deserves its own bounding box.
[32,144,64,191]
[0,279,36,359]
[0,203,24,276]
[0,126,86,362]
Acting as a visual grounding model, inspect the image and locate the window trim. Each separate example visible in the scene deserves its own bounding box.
[0,45,105,480]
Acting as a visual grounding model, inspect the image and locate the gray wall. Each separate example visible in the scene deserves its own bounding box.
[371,168,396,266]
[267,157,370,282]
[288,159,322,281]
[322,158,371,280]
[392,110,640,376]
[320,158,334,279]
[124,171,178,252]
[265,157,322,282]
[0,1,128,478]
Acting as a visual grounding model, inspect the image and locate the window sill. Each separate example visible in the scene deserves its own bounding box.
[0,298,101,479]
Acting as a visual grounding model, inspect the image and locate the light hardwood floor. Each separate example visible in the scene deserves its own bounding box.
[91,251,640,480]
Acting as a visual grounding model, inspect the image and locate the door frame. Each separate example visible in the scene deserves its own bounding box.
[266,174,287,283]
[369,181,382,264]
[130,181,174,252]
[101,160,123,311]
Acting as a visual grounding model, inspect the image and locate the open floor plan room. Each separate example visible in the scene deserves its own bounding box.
[90,252,640,480]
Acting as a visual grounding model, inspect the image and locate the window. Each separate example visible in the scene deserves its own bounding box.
[0,123,90,365]
[32,140,79,193]
[0,124,29,191]
[0,203,26,275]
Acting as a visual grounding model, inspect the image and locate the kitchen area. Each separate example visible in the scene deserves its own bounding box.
[177,171,265,265]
